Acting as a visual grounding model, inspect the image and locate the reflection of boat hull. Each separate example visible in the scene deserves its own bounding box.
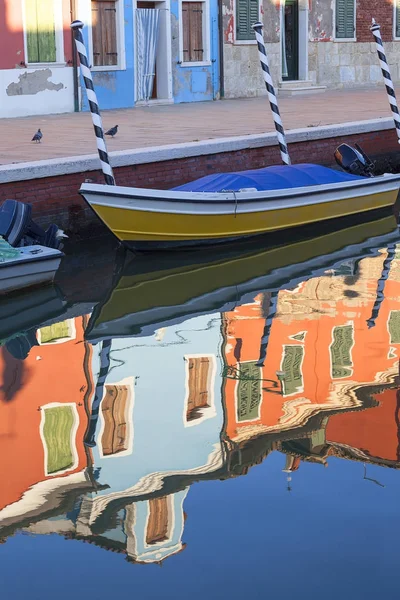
[86,213,399,341]
[80,174,400,249]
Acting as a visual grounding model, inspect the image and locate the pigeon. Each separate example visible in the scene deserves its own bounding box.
[105,125,118,138]
[32,129,42,143]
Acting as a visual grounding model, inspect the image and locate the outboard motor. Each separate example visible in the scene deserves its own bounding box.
[334,143,374,177]
[0,200,65,249]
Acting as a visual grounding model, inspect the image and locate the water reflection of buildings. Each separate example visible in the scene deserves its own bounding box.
[1,246,400,561]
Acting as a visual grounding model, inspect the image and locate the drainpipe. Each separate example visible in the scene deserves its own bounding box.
[217,0,224,98]
[71,0,80,112]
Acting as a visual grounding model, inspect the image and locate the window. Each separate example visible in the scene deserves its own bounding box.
[236,361,262,422]
[236,0,259,41]
[335,0,355,39]
[38,319,76,345]
[182,1,205,62]
[146,497,170,545]
[41,404,78,476]
[101,384,131,456]
[388,311,400,344]
[91,0,119,67]
[330,324,354,379]
[281,346,304,396]
[25,0,57,63]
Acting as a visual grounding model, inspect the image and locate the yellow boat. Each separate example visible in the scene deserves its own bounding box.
[80,151,400,250]
[85,213,399,341]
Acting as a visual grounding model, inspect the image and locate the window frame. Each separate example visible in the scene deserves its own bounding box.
[179,0,211,67]
[98,377,134,459]
[40,402,79,477]
[333,0,356,42]
[22,0,65,66]
[183,354,217,427]
[233,0,260,45]
[88,0,126,72]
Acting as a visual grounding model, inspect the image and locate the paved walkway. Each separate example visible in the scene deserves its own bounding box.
[0,87,394,166]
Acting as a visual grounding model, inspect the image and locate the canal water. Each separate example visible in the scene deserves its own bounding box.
[1,212,400,599]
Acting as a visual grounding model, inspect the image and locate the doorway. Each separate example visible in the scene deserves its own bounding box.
[282,0,299,81]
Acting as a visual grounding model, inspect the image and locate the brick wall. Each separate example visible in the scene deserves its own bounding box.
[357,0,394,43]
[0,127,398,237]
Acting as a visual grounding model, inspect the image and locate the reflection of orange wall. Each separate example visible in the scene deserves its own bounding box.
[0,317,91,513]
[224,252,400,443]
[326,388,400,462]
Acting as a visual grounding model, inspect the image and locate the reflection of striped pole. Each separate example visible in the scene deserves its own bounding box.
[252,21,291,165]
[84,339,112,447]
[256,291,278,367]
[70,20,115,184]
[366,244,396,329]
[370,19,400,144]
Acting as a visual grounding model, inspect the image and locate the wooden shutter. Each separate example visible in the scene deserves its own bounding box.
[91,0,118,66]
[146,497,169,545]
[25,0,56,63]
[186,357,210,421]
[101,384,129,455]
[281,346,304,396]
[330,325,353,379]
[396,0,400,38]
[336,0,355,39]
[43,406,75,474]
[182,2,204,62]
[236,0,259,41]
[236,361,262,422]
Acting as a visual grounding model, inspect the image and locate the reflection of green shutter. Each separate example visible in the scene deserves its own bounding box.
[389,311,400,344]
[336,0,355,39]
[25,0,56,63]
[282,346,303,396]
[40,321,70,344]
[396,1,400,38]
[236,0,259,41]
[330,325,353,379]
[43,406,75,474]
[237,361,261,421]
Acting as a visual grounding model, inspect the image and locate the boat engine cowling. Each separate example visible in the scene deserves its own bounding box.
[0,199,65,249]
[334,143,374,177]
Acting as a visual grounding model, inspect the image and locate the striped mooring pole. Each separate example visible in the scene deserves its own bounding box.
[370,18,400,144]
[70,20,115,184]
[252,21,291,165]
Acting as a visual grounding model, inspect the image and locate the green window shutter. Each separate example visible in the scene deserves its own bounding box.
[330,325,353,379]
[281,346,304,396]
[388,311,400,343]
[236,0,259,41]
[236,361,262,422]
[336,0,355,39]
[25,0,56,63]
[396,0,400,38]
[43,406,75,474]
[39,320,70,344]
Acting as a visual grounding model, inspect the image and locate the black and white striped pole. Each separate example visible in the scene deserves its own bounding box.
[70,20,115,185]
[252,21,291,165]
[370,19,400,144]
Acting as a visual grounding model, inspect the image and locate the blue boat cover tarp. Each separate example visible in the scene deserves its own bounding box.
[172,163,363,193]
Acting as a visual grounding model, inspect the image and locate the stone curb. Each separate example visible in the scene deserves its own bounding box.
[0,116,394,184]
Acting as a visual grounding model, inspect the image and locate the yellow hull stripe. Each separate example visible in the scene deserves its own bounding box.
[90,190,397,242]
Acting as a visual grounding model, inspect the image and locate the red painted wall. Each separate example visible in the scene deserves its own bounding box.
[0,0,25,69]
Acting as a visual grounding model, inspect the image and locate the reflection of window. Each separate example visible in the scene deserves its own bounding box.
[91,0,119,67]
[236,361,262,422]
[335,0,355,39]
[38,319,76,345]
[330,324,353,379]
[281,346,304,396]
[25,0,57,63]
[146,497,169,545]
[42,405,78,476]
[184,356,216,424]
[182,1,205,62]
[388,311,400,344]
[236,0,259,41]
[101,384,130,456]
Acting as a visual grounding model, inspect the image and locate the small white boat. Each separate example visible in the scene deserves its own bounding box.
[0,243,63,294]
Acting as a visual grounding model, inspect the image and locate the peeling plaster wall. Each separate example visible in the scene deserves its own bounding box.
[222,0,280,99]
[308,0,333,42]
[0,68,74,118]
